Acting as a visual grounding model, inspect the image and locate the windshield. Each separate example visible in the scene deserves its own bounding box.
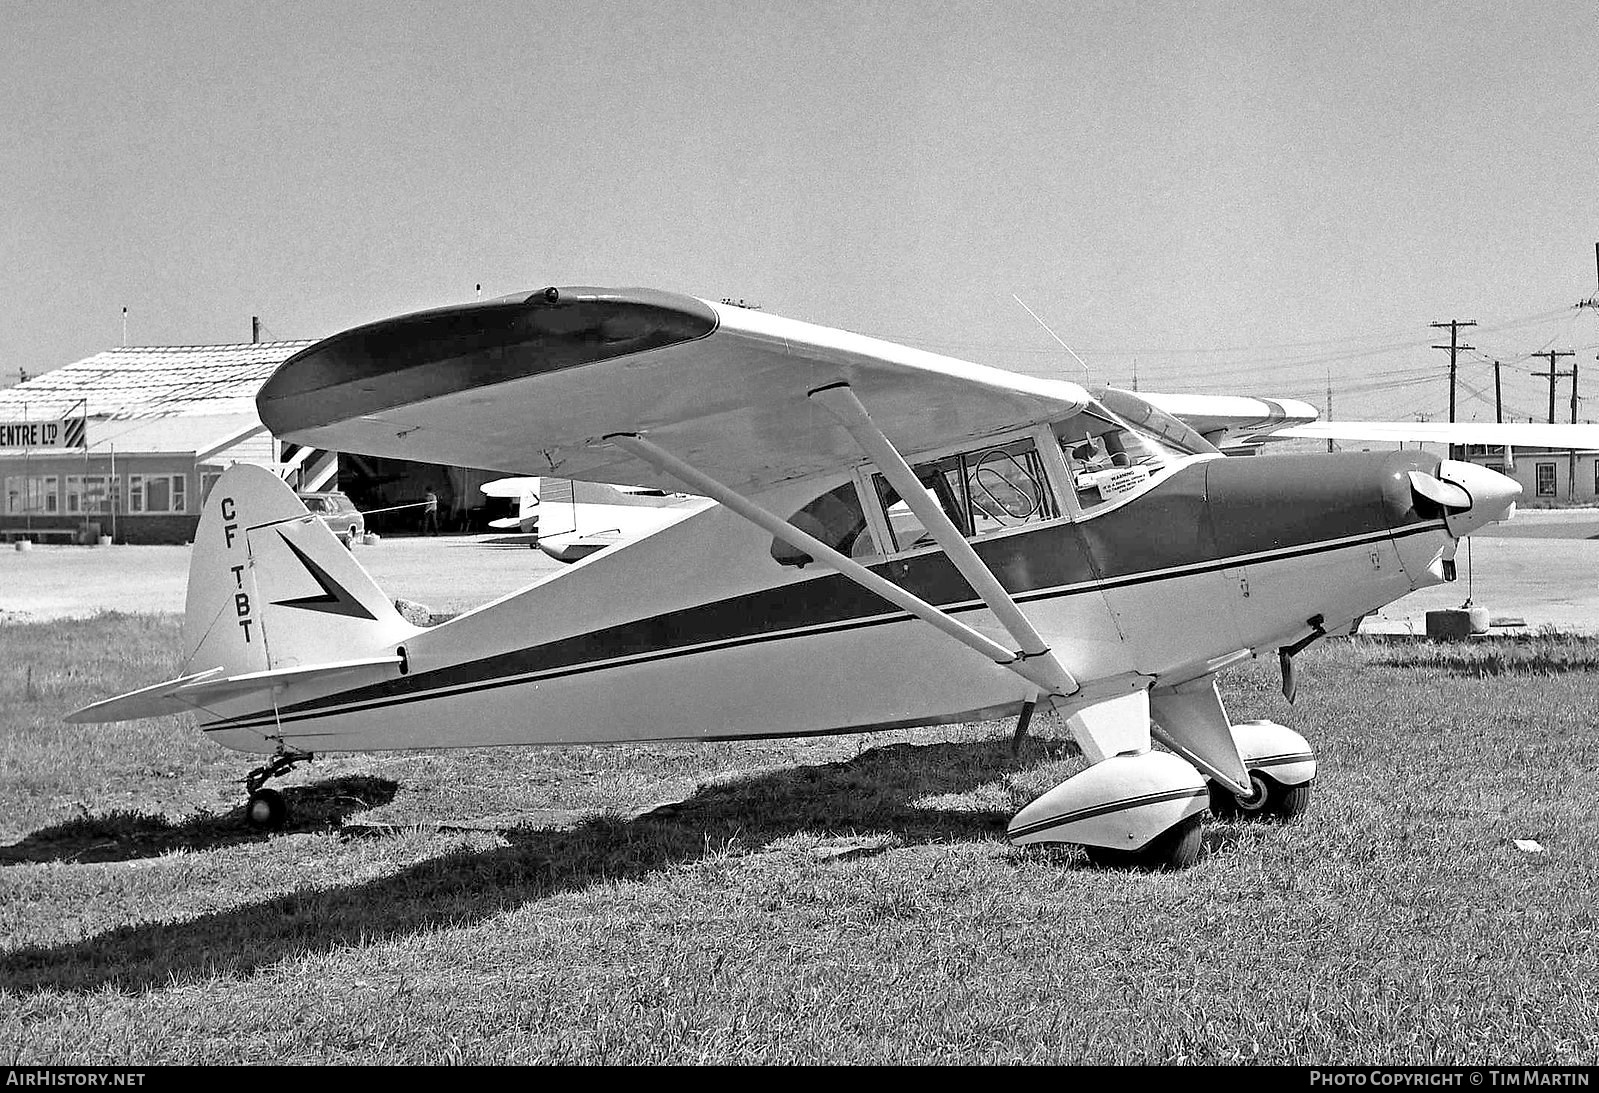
[1054,408,1187,515]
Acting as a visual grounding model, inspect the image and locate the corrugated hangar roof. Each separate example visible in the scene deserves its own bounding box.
[0,342,311,421]
[83,412,266,456]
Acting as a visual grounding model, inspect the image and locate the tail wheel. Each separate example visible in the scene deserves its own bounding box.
[1082,813,1203,871]
[1211,771,1312,821]
[245,788,287,830]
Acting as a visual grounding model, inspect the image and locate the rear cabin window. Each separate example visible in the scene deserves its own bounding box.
[873,437,1058,553]
[771,482,878,567]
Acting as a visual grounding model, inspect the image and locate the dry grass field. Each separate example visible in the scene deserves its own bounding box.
[2,611,1597,1064]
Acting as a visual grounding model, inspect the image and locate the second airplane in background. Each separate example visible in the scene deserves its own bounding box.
[481,476,709,562]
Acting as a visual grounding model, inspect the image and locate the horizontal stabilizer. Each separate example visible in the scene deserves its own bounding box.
[64,668,224,724]
[481,477,537,500]
[66,656,403,724]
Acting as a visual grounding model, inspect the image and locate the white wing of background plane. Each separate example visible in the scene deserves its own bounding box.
[1132,390,1599,452]
[258,288,1093,496]
[1256,420,1599,449]
[1127,391,1321,449]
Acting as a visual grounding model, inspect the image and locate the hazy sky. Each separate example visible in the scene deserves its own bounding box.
[3,0,1596,421]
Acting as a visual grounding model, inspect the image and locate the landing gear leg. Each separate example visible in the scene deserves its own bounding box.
[243,747,314,830]
[1009,697,1037,760]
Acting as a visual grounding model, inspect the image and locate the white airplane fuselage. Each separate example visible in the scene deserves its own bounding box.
[197,445,1504,757]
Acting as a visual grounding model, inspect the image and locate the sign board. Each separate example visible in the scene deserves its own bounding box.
[0,418,87,449]
[1079,464,1150,501]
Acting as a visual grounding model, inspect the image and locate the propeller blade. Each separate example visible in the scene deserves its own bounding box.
[1408,470,1472,511]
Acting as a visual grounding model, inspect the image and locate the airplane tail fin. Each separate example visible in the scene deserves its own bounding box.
[182,464,415,677]
[68,465,417,725]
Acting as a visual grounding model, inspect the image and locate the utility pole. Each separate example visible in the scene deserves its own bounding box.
[1530,349,1575,423]
[251,316,260,344]
[1430,319,1476,423]
[1493,360,1502,422]
[1326,367,1334,453]
[1574,360,1583,499]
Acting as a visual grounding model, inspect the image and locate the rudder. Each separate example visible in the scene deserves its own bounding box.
[183,465,414,677]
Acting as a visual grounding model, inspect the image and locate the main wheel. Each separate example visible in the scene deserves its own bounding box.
[1082,813,1203,871]
[245,787,287,830]
[1211,771,1312,821]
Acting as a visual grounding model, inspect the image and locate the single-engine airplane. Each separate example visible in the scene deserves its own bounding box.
[480,475,708,561]
[72,287,1543,869]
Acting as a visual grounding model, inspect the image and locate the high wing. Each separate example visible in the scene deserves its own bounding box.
[258,288,1092,496]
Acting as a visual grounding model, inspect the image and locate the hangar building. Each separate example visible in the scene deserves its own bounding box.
[0,341,328,544]
[0,340,505,544]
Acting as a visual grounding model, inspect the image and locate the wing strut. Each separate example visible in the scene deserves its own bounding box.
[605,433,1073,698]
[808,383,1078,698]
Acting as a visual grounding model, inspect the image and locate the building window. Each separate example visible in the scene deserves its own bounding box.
[1535,463,1557,498]
[65,475,118,514]
[3,476,59,514]
[128,474,187,514]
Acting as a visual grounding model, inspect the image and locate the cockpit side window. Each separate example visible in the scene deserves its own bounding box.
[874,437,1058,552]
[771,481,877,567]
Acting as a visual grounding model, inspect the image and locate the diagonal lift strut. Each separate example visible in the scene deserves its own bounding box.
[807,382,1079,699]
[605,431,1075,699]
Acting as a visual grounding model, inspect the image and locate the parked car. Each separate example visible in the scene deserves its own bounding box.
[297,490,365,546]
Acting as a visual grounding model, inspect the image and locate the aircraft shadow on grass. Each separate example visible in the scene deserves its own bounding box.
[0,735,1231,995]
[0,775,400,866]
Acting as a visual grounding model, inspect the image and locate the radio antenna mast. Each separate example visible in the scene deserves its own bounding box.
[1012,294,1091,380]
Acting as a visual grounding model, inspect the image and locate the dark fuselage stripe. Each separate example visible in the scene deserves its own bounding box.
[204,520,1445,735]
[1250,751,1316,770]
[1007,786,1209,840]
